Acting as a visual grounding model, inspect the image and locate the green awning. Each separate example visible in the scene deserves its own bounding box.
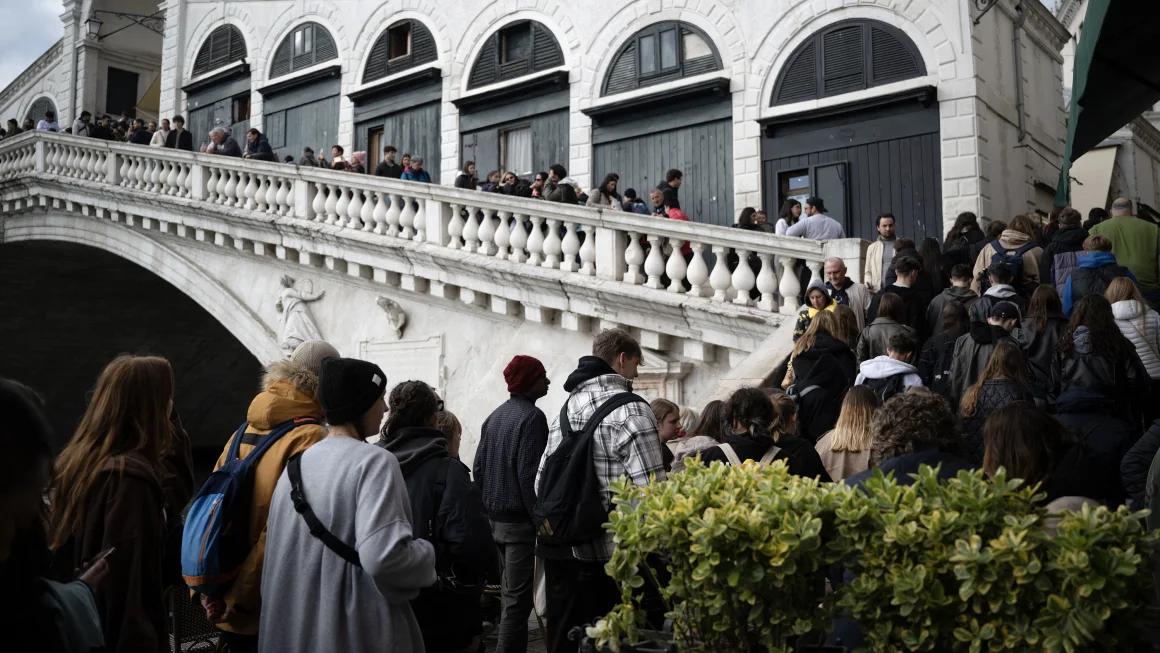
[1055,0,1160,206]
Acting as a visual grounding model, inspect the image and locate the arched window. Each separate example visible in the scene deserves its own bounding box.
[192,25,247,77]
[602,22,722,96]
[25,97,56,123]
[363,19,438,83]
[771,19,924,106]
[467,20,563,90]
[270,22,338,79]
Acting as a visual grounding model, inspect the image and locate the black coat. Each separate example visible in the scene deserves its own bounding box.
[867,284,929,340]
[700,432,831,482]
[378,427,500,651]
[1016,313,1068,400]
[245,135,277,161]
[1047,441,1124,504]
[949,323,1015,401]
[1122,419,1160,507]
[1049,326,1149,421]
[791,334,857,388]
[1038,226,1088,288]
[374,161,403,178]
[791,352,852,443]
[918,330,967,395]
[165,129,193,151]
[960,379,1033,465]
[925,286,978,336]
[944,226,986,268]
[1056,389,1139,472]
[128,128,152,145]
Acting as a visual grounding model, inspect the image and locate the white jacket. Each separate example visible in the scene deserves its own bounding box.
[1112,300,1160,379]
[855,356,923,388]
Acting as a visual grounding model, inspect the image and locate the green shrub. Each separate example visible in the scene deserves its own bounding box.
[590,460,1158,653]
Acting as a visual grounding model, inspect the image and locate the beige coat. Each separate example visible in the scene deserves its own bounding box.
[864,239,888,293]
[815,431,870,481]
[971,229,1042,293]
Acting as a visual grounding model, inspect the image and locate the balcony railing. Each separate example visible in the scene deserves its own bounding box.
[0,131,865,316]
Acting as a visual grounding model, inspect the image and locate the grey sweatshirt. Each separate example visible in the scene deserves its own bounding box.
[258,435,437,653]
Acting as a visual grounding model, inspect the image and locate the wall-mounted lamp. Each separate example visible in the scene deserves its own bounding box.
[85,10,165,41]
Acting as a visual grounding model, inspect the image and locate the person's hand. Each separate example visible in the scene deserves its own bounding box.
[200,594,233,623]
[77,558,109,591]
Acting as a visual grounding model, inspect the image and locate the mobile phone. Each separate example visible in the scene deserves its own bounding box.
[77,546,116,577]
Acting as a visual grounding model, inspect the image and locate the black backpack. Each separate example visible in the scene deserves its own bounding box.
[861,373,910,405]
[534,392,646,547]
[930,339,960,400]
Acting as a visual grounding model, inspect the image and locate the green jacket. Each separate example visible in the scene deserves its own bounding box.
[1090,216,1160,290]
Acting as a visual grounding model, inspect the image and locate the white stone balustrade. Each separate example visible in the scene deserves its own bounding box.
[0,132,865,319]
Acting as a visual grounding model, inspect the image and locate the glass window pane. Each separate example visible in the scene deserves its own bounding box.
[502,127,533,177]
[502,24,531,63]
[789,175,810,191]
[639,34,656,74]
[660,29,678,69]
[294,31,303,56]
[304,26,313,54]
[683,32,712,60]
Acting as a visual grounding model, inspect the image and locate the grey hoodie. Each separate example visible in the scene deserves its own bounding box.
[855,356,923,388]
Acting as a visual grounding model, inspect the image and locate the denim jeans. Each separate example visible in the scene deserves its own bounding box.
[492,521,537,653]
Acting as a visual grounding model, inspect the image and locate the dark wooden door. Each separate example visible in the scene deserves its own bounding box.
[762,99,941,241]
[105,67,139,118]
[593,118,734,226]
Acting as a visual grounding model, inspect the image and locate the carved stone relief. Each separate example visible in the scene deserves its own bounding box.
[275,275,325,357]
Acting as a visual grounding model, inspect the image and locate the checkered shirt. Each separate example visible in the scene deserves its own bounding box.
[535,373,666,562]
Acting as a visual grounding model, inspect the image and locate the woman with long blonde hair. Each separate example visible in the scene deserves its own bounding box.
[815,386,878,480]
[49,355,193,653]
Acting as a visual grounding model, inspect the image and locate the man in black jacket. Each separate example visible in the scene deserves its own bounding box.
[374,145,403,178]
[165,115,193,151]
[243,128,277,161]
[1038,207,1088,293]
[949,302,1019,400]
[475,356,550,653]
[127,119,152,145]
[926,264,978,336]
[868,256,929,340]
[379,381,499,653]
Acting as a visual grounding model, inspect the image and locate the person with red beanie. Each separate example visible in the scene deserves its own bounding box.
[474,355,551,653]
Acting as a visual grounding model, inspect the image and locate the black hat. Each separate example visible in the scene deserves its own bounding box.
[805,196,826,212]
[319,358,387,426]
[991,301,1021,322]
[623,188,638,199]
[662,187,680,209]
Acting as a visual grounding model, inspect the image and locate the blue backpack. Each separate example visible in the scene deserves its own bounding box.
[181,417,317,596]
[988,238,1038,283]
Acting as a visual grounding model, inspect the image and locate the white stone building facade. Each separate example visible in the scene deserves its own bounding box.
[3,0,1071,237]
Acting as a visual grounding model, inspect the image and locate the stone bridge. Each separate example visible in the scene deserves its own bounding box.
[0,131,865,463]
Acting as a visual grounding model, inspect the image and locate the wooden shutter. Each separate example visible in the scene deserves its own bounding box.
[273,23,339,79]
[193,26,246,77]
[467,34,498,89]
[774,41,817,104]
[870,26,921,85]
[531,23,563,71]
[603,41,637,95]
[271,40,293,78]
[315,27,338,63]
[599,22,722,97]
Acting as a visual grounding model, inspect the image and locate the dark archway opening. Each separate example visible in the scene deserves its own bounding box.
[0,241,263,478]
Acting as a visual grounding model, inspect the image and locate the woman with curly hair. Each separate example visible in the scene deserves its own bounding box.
[378,380,499,653]
[700,388,830,480]
[845,387,972,487]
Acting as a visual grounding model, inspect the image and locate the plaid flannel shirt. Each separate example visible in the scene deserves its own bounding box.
[535,373,666,561]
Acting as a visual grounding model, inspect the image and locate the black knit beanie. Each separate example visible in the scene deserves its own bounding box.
[319,357,387,425]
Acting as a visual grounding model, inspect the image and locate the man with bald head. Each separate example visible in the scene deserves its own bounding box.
[1090,198,1160,305]
[823,256,870,329]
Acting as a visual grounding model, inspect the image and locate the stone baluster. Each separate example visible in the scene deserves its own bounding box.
[265,176,279,213]
[412,197,426,242]
[142,158,154,190]
[493,211,512,259]
[163,161,177,194]
[644,235,665,289]
[509,214,528,263]
[542,219,562,269]
[241,172,256,210]
[779,259,802,313]
[560,223,580,273]
[254,176,269,212]
[178,163,190,197]
[756,254,777,311]
[477,208,497,256]
[709,245,732,301]
[373,192,389,234]
[399,195,417,239]
[206,167,220,202]
[732,249,756,305]
[122,155,136,187]
[334,186,350,226]
[666,244,688,293]
[579,225,597,275]
[215,169,230,204]
[384,194,402,236]
[76,148,89,179]
[55,144,66,174]
[447,203,464,248]
[624,231,645,284]
[324,184,340,224]
[220,170,236,206]
[312,182,327,221]
[87,149,98,180]
[360,190,375,231]
[807,260,823,286]
[152,160,165,192]
[276,179,291,214]
[686,243,709,296]
[282,180,294,215]
[460,206,480,252]
[527,216,545,265]
[62,145,74,176]
[119,153,131,186]
[346,188,364,229]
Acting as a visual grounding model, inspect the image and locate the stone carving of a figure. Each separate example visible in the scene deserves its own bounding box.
[276,275,325,356]
[377,296,407,339]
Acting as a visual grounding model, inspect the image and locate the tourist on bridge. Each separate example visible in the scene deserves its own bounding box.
[1038,207,1087,294]
[785,196,845,240]
[958,338,1032,465]
[455,161,480,189]
[164,115,193,151]
[374,145,404,178]
[655,168,682,208]
[1061,234,1136,315]
[649,188,666,216]
[700,388,830,479]
[150,118,170,147]
[350,151,367,174]
[258,357,435,653]
[949,301,1020,401]
[204,127,242,157]
[586,173,621,209]
[400,156,432,183]
[544,164,578,204]
[127,119,152,145]
[621,188,649,214]
[863,213,896,293]
[775,199,802,235]
[243,128,277,162]
[72,111,92,138]
[824,256,871,331]
[1088,198,1160,307]
[925,264,978,336]
[476,355,550,653]
[36,109,59,132]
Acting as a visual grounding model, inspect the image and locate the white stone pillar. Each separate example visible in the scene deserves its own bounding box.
[595,225,626,280]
